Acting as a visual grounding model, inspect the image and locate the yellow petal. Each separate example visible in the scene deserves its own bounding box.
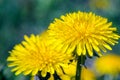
[61,44,69,53]
[99,45,107,52]
[82,43,86,55]
[77,43,82,56]
[66,42,76,54]
[8,63,17,67]
[32,68,38,76]
[31,34,36,43]
[11,67,19,72]
[41,69,47,77]
[15,69,23,75]
[86,42,93,56]
[7,57,17,61]
[91,42,100,52]
[102,41,112,50]
[23,69,32,75]
[50,67,54,74]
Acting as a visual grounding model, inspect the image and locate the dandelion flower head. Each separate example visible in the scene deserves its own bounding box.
[7,34,72,77]
[89,0,110,10]
[94,54,120,75]
[48,11,120,56]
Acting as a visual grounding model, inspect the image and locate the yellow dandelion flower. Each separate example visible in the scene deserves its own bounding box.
[89,0,110,10]
[48,11,120,56]
[94,54,120,75]
[7,34,72,77]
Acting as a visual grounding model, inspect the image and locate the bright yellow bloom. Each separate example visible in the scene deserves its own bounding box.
[48,11,120,56]
[50,61,96,80]
[7,34,72,77]
[94,54,120,75]
[89,0,110,10]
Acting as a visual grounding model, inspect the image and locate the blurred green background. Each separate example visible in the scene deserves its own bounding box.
[0,0,120,80]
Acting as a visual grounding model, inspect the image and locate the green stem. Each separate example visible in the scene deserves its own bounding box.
[75,55,86,80]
